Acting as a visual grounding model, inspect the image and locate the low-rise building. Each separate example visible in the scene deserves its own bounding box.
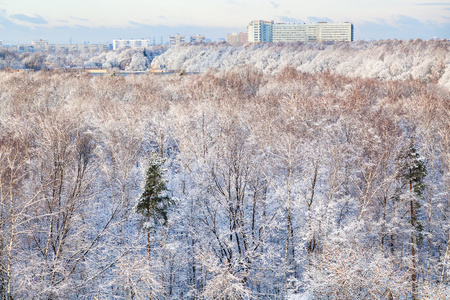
[190,34,206,43]
[113,39,152,50]
[316,22,354,42]
[17,44,35,52]
[225,32,248,45]
[169,34,185,46]
[32,39,49,48]
[1,42,110,53]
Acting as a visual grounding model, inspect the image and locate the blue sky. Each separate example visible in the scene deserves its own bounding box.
[0,0,449,44]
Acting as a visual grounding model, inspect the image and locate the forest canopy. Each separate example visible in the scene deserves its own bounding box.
[0,43,450,299]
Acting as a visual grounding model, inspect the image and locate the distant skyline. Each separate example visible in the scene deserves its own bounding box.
[1,0,449,44]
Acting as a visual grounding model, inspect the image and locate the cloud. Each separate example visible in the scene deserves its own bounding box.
[279,16,303,23]
[70,16,89,22]
[416,2,450,5]
[356,16,450,40]
[270,1,280,9]
[0,20,245,45]
[394,15,423,26]
[0,9,248,44]
[11,14,48,25]
[0,10,41,40]
[227,0,240,5]
[307,17,334,23]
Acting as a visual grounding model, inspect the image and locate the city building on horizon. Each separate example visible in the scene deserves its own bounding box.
[190,34,206,43]
[225,32,248,45]
[248,20,273,42]
[170,34,186,46]
[113,39,152,50]
[248,20,354,43]
[32,39,49,47]
[1,39,111,52]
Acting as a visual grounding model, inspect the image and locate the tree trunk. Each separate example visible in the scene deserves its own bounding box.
[410,179,417,300]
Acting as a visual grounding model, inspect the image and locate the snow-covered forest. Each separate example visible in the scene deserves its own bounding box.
[1,41,450,299]
[1,39,450,90]
[151,39,450,89]
[0,46,168,71]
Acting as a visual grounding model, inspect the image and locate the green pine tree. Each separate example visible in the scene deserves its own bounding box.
[397,137,427,197]
[396,136,427,300]
[396,137,427,241]
[135,153,174,263]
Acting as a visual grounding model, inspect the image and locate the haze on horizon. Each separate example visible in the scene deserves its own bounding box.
[0,0,449,44]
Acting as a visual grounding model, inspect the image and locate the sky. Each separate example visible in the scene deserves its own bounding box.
[0,0,449,45]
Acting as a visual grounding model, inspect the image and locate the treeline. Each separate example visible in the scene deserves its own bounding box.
[151,39,450,89]
[2,39,450,89]
[0,67,450,299]
[0,46,167,71]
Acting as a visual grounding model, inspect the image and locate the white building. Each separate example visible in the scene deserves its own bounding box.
[169,34,185,46]
[2,42,110,53]
[316,22,354,42]
[32,39,49,48]
[190,34,206,43]
[247,20,273,42]
[113,39,152,50]
[272,23,306,42]
[248,20,353,43]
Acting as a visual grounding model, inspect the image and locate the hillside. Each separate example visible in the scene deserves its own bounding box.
[151,39,450,89]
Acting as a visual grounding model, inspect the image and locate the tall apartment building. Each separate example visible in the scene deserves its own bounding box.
[247,20,274,42]
[169,34,185,46]
[248,20,353,43]
[113,39,152,50]
[225,32,248,45]
[190,34,206,43]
